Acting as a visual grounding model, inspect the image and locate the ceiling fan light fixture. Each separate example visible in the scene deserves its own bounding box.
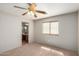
[30,11,34,15]
[14,3,47,18]
[28,11,34,15]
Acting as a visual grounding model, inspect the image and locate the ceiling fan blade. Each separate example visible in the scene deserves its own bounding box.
[36,10,47,14]
[34,13,37,18]
[27,3,37,7]
[22,12,28,16]
[27,3,32,6]
[14,5,26,10]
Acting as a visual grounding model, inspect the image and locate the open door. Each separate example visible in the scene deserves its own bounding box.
[22,22,29,45]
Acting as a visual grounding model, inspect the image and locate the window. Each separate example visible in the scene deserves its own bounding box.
[42,22,59,35]
[51,22,59,34]
[42,22,50,34]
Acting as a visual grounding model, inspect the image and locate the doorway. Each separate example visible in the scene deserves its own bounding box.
[22,22,29,45]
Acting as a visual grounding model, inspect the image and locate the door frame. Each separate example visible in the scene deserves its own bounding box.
[21,22,29,45]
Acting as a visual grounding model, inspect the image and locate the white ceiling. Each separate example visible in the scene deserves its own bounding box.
[0,3,79,20]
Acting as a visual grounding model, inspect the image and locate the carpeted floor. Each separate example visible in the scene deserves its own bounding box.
[0,43,78,56]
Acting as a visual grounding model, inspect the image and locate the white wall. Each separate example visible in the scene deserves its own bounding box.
[78,11,79,55]
[34,12,78,51]
[0,11,34,53]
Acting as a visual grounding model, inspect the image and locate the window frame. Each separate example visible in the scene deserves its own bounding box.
[42,22,50,34]
[42,21,59,35]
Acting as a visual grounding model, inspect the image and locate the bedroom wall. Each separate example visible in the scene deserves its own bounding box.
[34,12,78,51]
[78,11,79,55]
[0,11,34,53]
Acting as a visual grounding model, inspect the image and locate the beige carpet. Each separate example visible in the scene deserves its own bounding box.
[0,43,77,56]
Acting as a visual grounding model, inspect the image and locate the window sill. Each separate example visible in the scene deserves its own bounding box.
[43,33,59,36]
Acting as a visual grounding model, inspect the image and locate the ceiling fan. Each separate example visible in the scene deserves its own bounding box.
[14,3,47,18]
